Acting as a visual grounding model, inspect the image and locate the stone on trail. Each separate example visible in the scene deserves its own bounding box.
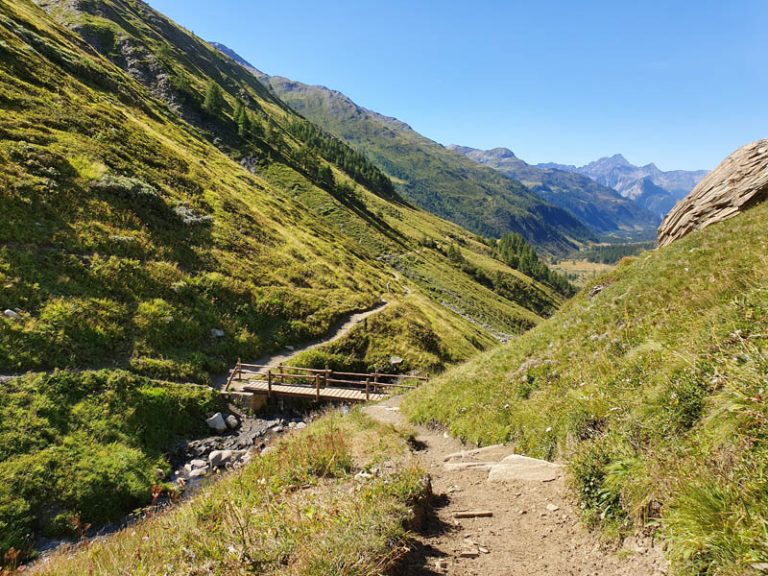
[190,459,208,469]
[444,461,496,472]
[487,454,562,483]
[206,412,228,434]
[546,503,560,512]
[225,414,240,430]
[443,444,504,462]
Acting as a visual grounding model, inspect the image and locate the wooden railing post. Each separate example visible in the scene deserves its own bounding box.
[279,364,284,386]
[365,378,370,401]
[315,373,320,400]
[325,368,331,389]
[237,358,242,381]
[267,370,272,398]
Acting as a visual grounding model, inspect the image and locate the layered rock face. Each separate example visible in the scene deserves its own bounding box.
[658,140,768,246]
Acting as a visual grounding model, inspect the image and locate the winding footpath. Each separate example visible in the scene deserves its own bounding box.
[365,396,668,576]
[218,300,391,390]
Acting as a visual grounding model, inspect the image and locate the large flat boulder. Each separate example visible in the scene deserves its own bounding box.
[658,140,768,247]
[487,454,562,483]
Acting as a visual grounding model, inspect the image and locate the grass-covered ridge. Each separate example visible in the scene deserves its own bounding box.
[255,74,595,256]
[29,410,426,576]
[404,202,768,575]
[0,0,560,383]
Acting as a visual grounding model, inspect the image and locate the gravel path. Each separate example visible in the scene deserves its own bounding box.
[365,396,668,576]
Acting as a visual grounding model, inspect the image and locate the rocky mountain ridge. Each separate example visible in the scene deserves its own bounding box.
[210,43,597,254]
[448,145,660,237]
[539,154,707,218]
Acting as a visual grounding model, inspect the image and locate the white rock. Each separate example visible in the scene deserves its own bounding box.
[209,450,234,467]
[487,454,562,483]
[190,459,208,469]
[225,414,239,429]
[546,503,560,512]
[188,468,208,479]
[211,328,225,338]
[295,422,307,430]
[3,309,20,320]
[206,413,228,434]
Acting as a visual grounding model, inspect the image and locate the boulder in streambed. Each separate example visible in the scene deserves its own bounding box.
[206,412,228,434]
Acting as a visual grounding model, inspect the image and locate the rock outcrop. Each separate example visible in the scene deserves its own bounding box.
[658,140,768,247]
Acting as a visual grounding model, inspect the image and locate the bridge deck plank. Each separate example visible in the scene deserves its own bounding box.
[242,380,386,403]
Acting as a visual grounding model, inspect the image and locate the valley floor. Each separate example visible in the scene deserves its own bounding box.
[368,397,667,576]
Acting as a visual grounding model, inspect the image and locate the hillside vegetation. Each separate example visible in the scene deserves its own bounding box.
[405,202,768,575]
[0,0,568,558]
[244,70,595,256]
[28,410,426,575]
[0,0,561,383]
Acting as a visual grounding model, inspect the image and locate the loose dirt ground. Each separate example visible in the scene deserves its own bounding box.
[366,396,668,576]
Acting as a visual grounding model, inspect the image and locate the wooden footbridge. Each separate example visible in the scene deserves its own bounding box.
[224,360,427,404]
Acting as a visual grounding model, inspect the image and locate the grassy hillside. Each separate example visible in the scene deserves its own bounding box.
[0,0,561,383]
[0,0,568,558]
[245,71,595,256]
[28,410,426,575]
[404,201,768,575]
[0,370,219,557]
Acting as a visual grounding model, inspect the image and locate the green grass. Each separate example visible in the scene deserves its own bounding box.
[0,0,560,383]
[27,410,426,576]
[0,1,568,566]
[0,370,220,558]
[403,202,768,575]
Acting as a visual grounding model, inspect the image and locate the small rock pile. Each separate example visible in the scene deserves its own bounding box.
[168,412,308,489]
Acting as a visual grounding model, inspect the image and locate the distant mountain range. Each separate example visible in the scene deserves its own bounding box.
[213,44,596,254]
[448,146,659,236]
[538,154,707,218]
[213,43,706,243]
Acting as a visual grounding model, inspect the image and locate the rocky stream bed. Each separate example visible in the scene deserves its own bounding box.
[34,406,311,559]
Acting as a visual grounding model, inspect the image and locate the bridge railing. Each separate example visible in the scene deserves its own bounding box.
[224,358,427,400]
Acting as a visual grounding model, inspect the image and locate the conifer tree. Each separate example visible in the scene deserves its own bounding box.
[202,81,225,116]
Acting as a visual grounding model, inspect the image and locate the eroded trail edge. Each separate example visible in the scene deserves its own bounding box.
[365,396,668,576]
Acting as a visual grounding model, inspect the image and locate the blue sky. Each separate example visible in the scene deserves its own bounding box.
[147,1,767,170]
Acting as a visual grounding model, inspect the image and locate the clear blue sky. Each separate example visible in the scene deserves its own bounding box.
[147,0,767,170]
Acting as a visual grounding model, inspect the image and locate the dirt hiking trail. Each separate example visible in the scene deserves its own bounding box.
[365,396,668,576]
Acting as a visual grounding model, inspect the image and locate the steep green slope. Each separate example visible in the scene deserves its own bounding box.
[0,0,566,556]
[212,51,593,255]
[449,145,659,237]
[405,201,768,575]
[0,0,560,382]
